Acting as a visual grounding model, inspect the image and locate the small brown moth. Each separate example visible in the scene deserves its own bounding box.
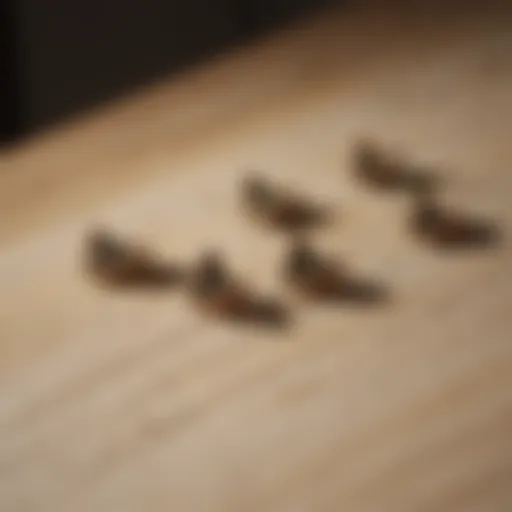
[353,139,436,194]
[284,239,388,304]
[411,191,499,248]
[189,250,290,327]
[241,173,329,231]
[284,240,349,297]
[84,229,178,287]
[188,251,254,317]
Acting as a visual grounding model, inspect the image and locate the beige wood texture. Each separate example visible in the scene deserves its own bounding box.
[1,3,512,511]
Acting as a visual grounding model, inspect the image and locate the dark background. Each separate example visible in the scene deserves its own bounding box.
[0,0,333,145]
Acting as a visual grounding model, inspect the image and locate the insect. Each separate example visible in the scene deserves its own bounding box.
[84,229,177,287]
[189,251,290,327]
[353,139,436,194]
[241,173,329,231]
[411,191,499,248]
[188,251,255,317]
[284,239,349,297]
[284,239,388,304]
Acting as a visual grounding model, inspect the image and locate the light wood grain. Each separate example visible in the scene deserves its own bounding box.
[1,3,512,511]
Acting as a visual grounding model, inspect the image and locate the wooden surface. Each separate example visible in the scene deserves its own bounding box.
[1,2,512,511]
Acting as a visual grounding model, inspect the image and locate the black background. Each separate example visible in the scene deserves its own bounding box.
[1,0,332,144]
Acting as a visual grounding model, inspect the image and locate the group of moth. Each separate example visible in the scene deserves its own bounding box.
[84,139,499,327]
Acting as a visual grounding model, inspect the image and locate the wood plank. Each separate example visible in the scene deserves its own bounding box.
[0,3,511,511]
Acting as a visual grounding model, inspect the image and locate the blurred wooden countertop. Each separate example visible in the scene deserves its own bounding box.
[1,2,512,511]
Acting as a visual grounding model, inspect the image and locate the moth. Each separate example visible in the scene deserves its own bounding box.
[84,229,178,287]
[284,239,388,304]
[188,251,255,317]
[353,140,436,194]
[241,173,329,231]
[411,192,499,248]
[284,240,349,297]
[189,250,290,327]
